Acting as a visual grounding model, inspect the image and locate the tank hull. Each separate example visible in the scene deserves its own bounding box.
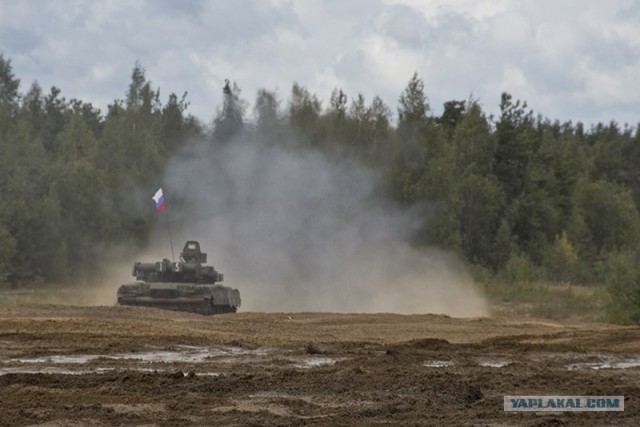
[117,282,241,315]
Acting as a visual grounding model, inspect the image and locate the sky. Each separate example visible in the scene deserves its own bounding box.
[1,0,639,128]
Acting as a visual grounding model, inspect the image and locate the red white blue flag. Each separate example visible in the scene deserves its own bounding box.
[152,188,166,211]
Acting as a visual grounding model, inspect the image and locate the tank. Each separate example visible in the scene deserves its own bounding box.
[117,240,241,315]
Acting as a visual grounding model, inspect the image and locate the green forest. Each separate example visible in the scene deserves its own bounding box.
[1,54,640,322]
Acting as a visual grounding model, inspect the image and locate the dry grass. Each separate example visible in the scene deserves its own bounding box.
[484,281,608,322]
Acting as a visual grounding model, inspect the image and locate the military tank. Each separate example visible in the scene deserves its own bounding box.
[117,240,241,315]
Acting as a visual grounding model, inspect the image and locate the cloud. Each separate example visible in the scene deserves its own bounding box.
[0,0,638,126]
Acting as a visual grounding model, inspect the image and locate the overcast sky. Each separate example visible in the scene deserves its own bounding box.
[1,0,638,128]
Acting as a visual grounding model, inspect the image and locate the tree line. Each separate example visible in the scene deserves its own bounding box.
[0,57,200,285]
[1,55,640,321]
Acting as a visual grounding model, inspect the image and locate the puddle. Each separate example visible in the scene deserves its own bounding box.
[567,356,640,370]
[112,349,211,363]
[528,353,640,370]
[294,357,345,369]
[0,345,252,376]
[0,366,114,375]
[0,365,222,377]
[9,345,271,365]
[423,360,452,368]
[0,345,338,376]
[13,355,101,364]
[477,359,511,368]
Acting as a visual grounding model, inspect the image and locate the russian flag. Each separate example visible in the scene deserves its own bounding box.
[152,188,166,211]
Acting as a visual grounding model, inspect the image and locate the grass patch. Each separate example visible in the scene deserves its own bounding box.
[0,285,117,306]
[483,281,608,322]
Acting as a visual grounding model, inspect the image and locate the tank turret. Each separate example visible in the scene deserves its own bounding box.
[133,241,224,284]
[117,241,241,315]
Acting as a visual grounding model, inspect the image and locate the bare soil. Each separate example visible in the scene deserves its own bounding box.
[1,304,639,426]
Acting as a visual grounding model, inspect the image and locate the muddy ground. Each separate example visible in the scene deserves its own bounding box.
[0,304,639,426]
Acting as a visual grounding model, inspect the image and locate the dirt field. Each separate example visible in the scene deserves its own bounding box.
[1,304,639,426]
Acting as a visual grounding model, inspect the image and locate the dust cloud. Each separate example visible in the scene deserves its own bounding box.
[0,257,132,307]
[149,135,488,317]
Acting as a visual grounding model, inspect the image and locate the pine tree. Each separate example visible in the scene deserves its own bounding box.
[212,79,246,144]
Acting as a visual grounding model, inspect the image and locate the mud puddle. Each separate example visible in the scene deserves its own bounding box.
[476,359,511,367]
[567,355,640,370]
[420,354,640,370]
[0,344,348,375]
[294,357,346,368]
[423,360,452,368]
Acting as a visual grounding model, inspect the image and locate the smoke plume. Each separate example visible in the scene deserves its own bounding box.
[149,134,488,317]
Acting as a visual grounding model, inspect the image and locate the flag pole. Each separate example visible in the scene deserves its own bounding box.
[153,187,175,262]
[165,208,176,262]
